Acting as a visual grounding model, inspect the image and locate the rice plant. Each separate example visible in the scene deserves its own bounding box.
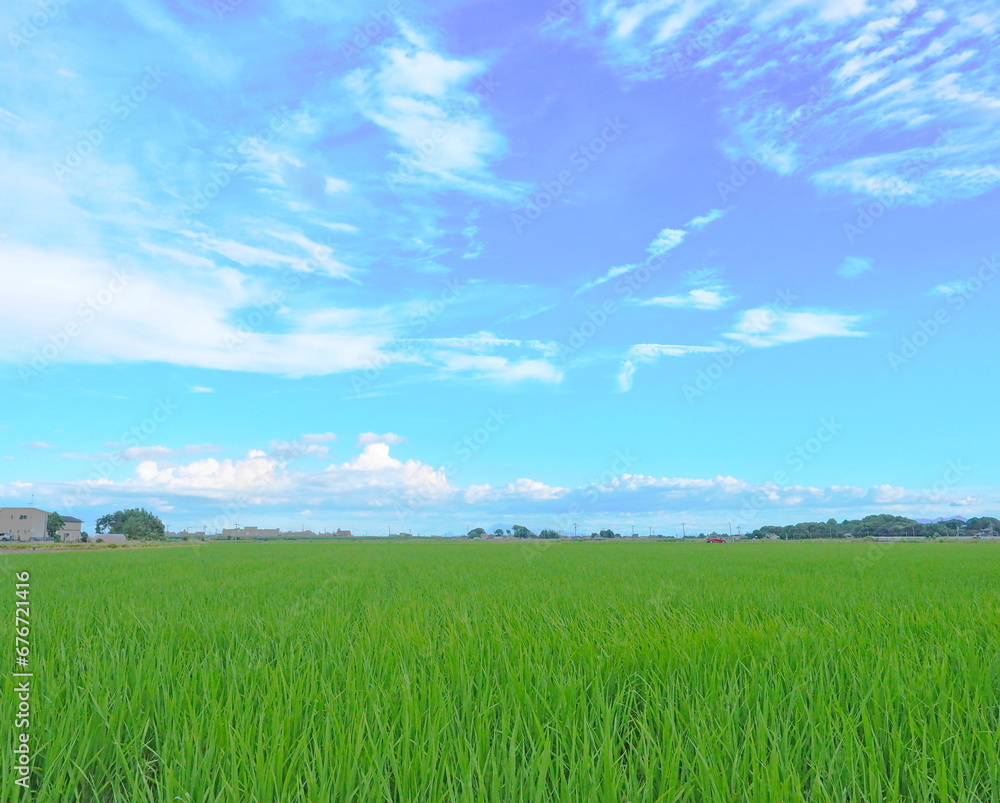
[3,540,999,802]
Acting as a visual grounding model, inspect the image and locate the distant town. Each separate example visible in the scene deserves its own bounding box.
[3,505,999,545]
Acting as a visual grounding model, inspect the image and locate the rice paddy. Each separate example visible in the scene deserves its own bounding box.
[3,540,1000,802]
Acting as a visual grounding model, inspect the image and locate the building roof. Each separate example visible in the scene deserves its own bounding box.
[61,516,83,523]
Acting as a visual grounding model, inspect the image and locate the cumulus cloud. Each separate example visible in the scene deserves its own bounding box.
[12,437,993,529]
[135,450,284,495]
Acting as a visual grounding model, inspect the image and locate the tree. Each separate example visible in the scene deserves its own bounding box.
[538,529,560,539]
[80,532,89,543]
[47,512,65,541]
[493,528,504,537]
[467,527,486,538]
[511,524,535,538]
[96,508,165,540]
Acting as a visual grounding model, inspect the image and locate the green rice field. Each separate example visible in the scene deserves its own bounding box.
[4,540,1000,802]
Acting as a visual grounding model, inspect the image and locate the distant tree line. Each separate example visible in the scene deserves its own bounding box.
[466,526,623,539]
[749,514,1000,540]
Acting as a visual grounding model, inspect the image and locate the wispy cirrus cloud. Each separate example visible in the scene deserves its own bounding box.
[563,1,1000,205]
[344,21,518,198]
[637,286,734,310]
[576,208,723,295]
[725,308,867,348]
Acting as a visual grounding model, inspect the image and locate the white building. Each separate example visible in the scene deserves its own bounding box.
[0,508,87,542]
[57,516,84,542]
[0,508,49,541]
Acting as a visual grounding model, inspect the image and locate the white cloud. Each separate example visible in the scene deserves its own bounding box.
[837,256,874,278]
[463,477,568,504]
[647,228,686,256]
[684,208,725,229]
[0,242,396,377]
[135,450,284,495]
[269,440,332,460]
[21,441,55,450]
[345,25,517,197]
[725,308,867,347]
[567,1,1000,205]
[617,343,731,391]
[356,432,406,446]
[574,264,639,296]
[121,446,175,461]
[189,386,215,393]
[929,279,975,296]
[438,353,563,383]
[638,287,733,310]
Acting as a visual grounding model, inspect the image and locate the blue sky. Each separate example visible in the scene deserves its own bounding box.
[1,0,997,535]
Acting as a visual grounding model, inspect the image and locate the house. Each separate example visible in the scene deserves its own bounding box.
[334,529,353,537]
[57,516,84,542]
[0,508,50,541]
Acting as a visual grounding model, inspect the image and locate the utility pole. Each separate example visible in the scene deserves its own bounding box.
[728,521,733,537]
[631,524,635,536]
[649,526,652,537]
[573,523,577,537]
[681,523,687,538]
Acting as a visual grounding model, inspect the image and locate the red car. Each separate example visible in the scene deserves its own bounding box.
[706,537,726,543]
